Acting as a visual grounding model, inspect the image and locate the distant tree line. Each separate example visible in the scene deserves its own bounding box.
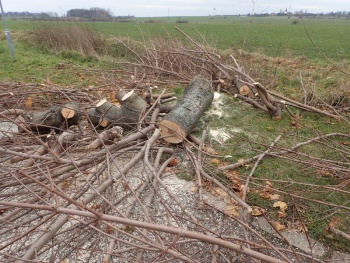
[67,7,113,21]
[249,10,350,19]
[1,8,135,22]
[1,11,58,18]
[1,9,349,20]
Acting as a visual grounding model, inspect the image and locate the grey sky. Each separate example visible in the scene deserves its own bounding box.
[2,0,349,17]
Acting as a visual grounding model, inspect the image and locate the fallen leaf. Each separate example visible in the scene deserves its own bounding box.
[167,158,178,167]
[211,187,228,197]
[210,158,220,165]
[265,180,273,188]
[251,206,265,216]
[24,97,33,108]
[296,221,308,233]
[277,211,288,218]
[190,186,198,193]
[237,158,245,164]
[203,146,217,155]
[273,201,288,212]
[224,205,239,217]
[106,225,114,234]
[273,221,286,231]
[259,191,271,199]
[0,209,7,214]
[224,198,239,205]
[329,217,341,229]
[269,194,280,200]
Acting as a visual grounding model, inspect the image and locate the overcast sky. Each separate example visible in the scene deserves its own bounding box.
[1,0,349,17]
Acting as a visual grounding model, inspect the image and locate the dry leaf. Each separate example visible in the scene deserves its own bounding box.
[203,146,217,155]
[251,206,265,216]
[329,217,341,229]
[106,225,114,234]
[269,194,280,200]
[167,158,178,167]
[259,192,279,200]
[210,158,220,165]
[237,158,245,164]
[224,205,239,217]
[273,201,288,212]
[259,191,271,199]
[24,97,33,108]
[273,221,286,231]
[266,180,273,188]
[190,186,198,193]
[277,211,288,218]
[296,221,308,233]
[211,187,228,197]
[224,197,239,205]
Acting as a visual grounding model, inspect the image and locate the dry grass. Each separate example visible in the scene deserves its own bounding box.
[30,23,107,58]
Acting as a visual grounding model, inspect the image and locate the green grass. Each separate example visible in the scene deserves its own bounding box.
[200,95,350,253]
[2,16,350,61]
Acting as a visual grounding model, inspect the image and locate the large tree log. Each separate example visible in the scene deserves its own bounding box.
[158,76,214,144]
[18,102,81,133]
[88,90,147,129]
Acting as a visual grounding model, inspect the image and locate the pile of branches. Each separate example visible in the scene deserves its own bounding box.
[114,26,349,121]
[0,28,349,262]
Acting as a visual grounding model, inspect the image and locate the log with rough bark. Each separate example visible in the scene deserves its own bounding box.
[158,76,214,143]
[18,102,81,133]
[88,90,147,129]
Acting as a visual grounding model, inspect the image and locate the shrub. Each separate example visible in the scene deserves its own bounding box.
[31,23,107,58]
[144,19,165,23]
[292,19,299,24]
[176,20,189,24]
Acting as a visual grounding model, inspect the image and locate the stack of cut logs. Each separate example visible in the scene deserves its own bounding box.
[16,76,214,144]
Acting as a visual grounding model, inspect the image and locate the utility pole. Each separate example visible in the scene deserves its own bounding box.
[0,0,15,60]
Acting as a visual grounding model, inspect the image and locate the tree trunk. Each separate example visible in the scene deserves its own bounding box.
[19,103,81,133]
[60,102,81,128]
[88,90,147,129]
[158,76,214,144]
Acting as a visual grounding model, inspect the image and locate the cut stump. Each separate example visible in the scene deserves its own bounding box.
[158,76,214,143]
[19,102,81,133]
[88,90,147,129]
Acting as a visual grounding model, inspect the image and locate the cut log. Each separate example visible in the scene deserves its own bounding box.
[19,103,81,133]
[60,102,81,128]
[158,76,214,144]
[20,106,63,133]
[87,126,123,150]
[88,90,147,129]
[234,75,254,98]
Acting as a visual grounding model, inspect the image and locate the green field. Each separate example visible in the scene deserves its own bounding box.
[3,17,350,60]
[3,16,350,60]
[1,16,349,84]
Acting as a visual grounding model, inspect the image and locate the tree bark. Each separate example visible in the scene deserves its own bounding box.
[88,90,147,129]
[18,102,82,133]
[158,76,214,143]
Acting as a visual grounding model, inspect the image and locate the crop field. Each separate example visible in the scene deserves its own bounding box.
[3,16,350,61]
